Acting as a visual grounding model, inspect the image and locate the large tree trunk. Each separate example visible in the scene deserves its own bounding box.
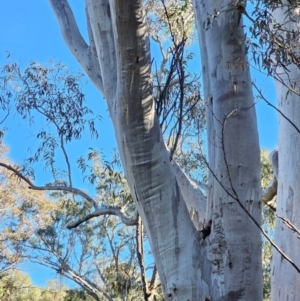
[271,5,300,300]
[49,0,262,300]
[193,1,262,300]
[50,0,207,299]
[105,2,205,299]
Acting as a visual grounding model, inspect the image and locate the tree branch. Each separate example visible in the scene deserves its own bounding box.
[29,257,111,301]
[67,208,138,229]
[0,162,97,208]
[136,215,150,300]
[48,0,104,92]
[253,81,300,134]
[276,214,300,239]
[148,264,158,292]
[86,0,117,102]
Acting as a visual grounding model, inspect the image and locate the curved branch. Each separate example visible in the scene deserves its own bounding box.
[67,208,138,229]
[29,258,111,301]
[148,264,158,292]
[253,82,300,134]
[0,162,97,208]
[48,0,104,92]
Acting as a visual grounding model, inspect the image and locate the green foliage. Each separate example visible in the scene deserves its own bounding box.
[0,61,101,181]
[64,289,94,301]
[145,0,195,43]
[245,0,300,97]
[0,271,66,301]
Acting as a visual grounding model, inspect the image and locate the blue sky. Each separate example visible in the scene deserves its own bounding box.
[0,0,278,157]
[0,0,278,287]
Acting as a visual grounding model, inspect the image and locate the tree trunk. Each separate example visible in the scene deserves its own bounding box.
[193,1,262,300]
[107,2,205,298]
[271,5,300,300]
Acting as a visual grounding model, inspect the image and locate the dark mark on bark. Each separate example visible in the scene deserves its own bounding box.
[200,220,212,240]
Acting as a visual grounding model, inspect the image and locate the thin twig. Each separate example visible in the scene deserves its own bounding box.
[276,214,300,239]
[252,81,300,133]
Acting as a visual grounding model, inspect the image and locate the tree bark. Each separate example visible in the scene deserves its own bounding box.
[193,1,262,300]
[271,5,300,300]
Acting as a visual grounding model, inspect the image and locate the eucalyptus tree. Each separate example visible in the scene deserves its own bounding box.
[2,0,300,300]
[263,1,300,300]
[0,271,66,301]
[42,0,262,300]
[0,144,55,273]
[239,1,300,299]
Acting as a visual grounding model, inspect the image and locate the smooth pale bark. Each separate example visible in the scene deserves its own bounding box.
[193,1,262,300]
[272,6,300,300]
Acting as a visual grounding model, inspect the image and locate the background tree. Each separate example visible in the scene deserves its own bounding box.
[0,270,66,301]
[0,140,164,301]
[0,144,55,273]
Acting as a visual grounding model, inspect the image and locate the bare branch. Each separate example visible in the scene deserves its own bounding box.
[29,257,112,301]
[0,162,97,208]
[148,264,158,293]
[48,0,104,92]
[189,178,208,192]
[136,215,150,300]
[58,133,73,186]
[67,208,138,229]
[202,149,300,273]
[253,82,300,134]
[86,0,117,101]
[276,214,300,239]
[152,36,171,87]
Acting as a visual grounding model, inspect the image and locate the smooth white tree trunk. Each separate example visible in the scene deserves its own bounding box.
[193,1,262,300]
[49,0,262,300]
[272,5,300,300]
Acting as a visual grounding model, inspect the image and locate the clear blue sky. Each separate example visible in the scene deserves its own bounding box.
[0,0,278,287]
